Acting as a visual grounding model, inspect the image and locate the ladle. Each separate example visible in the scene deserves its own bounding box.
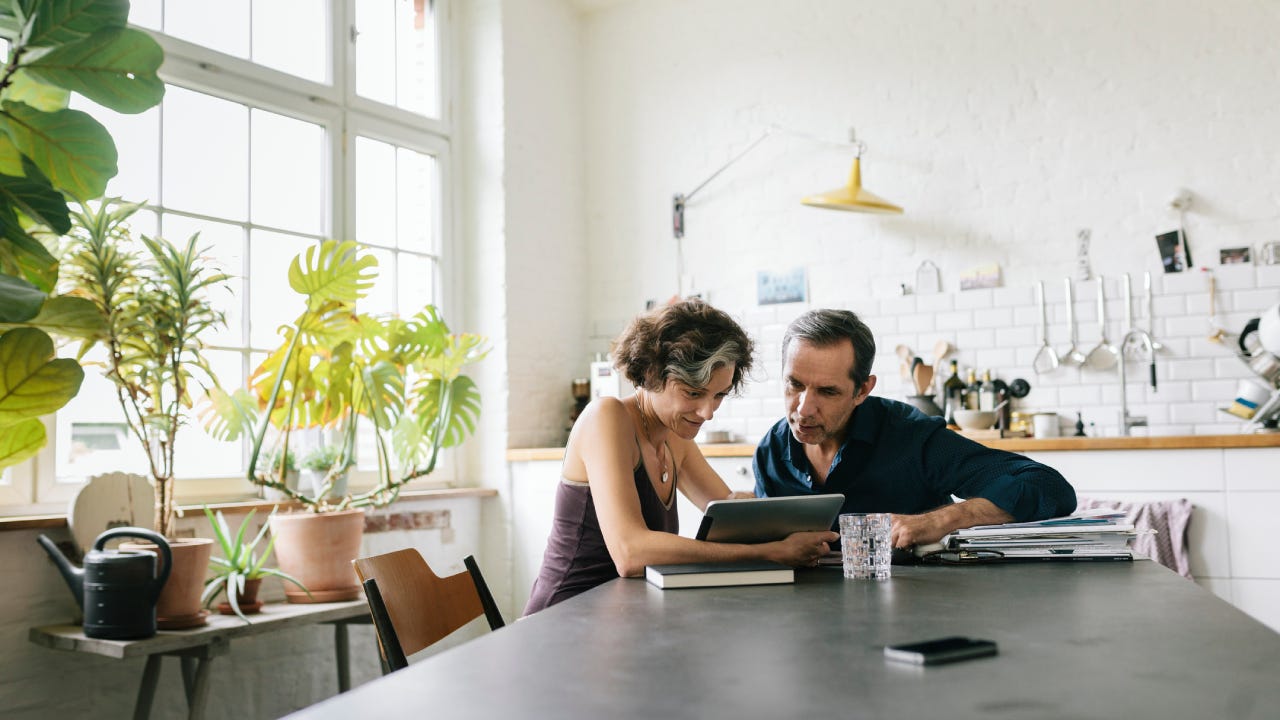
[1032,281,1060,375]
[1207,272,1227,344]
[1060,277,1086,367]
[1085,275,1120,371]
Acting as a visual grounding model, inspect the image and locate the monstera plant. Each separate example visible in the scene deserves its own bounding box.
[0,0,164,470]
[202,240,488,512]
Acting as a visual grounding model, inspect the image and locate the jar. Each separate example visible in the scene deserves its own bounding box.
[1008,412,1032,436]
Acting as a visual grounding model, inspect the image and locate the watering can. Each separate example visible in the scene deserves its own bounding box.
[38,527,172,639]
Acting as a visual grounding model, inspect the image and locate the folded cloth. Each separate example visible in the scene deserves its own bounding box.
[1075,496,1194,578]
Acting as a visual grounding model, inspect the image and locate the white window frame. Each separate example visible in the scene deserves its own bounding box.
[7,0,458,514]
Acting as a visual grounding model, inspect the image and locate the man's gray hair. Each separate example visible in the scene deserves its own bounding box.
[781,309,876,388]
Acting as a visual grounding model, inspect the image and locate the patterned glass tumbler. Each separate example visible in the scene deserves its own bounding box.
[839,513,892,580]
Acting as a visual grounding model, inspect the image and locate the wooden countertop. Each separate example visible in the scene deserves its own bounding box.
[507,433,1280,462]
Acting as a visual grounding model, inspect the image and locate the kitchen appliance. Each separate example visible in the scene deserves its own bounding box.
[589,356,624,400]
[38,527,172,639]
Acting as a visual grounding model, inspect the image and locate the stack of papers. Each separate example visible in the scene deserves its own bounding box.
[945,508,1138,561]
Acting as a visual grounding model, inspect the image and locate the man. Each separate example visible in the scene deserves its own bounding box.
[754,309,1076,549]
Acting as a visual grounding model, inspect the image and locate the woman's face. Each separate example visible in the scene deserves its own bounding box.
[652,363,736,440]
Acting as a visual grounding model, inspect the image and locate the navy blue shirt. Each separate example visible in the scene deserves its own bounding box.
[754,397,1076,521]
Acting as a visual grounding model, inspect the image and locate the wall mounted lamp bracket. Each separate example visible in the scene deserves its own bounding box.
[671,126,901,240]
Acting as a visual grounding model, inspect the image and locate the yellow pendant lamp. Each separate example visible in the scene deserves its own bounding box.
[801,154,903,215]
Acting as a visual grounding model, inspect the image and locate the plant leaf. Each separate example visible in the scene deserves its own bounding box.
[0,134,25,175]
[24,0,131,48]
[0,416,45,467]
[3,70,70,113]
[23,27,164,114]
[288,240,377,307]
[414,374,481,449]
[1,101,117,200]
[0,168,72,233]
[198,386,259,442]
[0,273,45,323]
[9,294,106,341]
[0,327,84,426]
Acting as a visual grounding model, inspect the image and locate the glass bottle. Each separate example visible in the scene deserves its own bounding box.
[942,360,965,424]
[963,368,980,410]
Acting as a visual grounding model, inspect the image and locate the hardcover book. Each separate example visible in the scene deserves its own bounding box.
[644,561,794,589]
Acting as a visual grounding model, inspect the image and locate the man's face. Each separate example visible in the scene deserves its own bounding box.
[783,338,875,448]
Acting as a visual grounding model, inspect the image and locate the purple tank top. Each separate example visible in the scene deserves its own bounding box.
[523,459,678,616]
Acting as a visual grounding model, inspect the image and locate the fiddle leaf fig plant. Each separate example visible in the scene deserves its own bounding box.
[0,0,164,471]
[201,240,488,512]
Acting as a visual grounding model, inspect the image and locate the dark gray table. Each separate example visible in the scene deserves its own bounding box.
[289,562,1280,719]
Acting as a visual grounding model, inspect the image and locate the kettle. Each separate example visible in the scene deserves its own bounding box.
[38,527,172,639]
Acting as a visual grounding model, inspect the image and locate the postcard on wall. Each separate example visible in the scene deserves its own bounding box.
[959,263,1001,291]
[757,267,807,306]
[1220,247,1251,265]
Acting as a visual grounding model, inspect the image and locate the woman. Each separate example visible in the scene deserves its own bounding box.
[524,299,837,615]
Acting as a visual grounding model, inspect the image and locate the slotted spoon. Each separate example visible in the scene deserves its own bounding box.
[1085,276,1120,371]
[1032,281,1060,375]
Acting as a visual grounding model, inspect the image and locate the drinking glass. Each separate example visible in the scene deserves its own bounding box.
[839,513,892,580]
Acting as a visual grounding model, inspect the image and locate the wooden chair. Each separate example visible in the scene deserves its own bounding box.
[352,549,505,672]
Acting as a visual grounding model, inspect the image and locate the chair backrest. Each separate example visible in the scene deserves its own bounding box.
[353,549,505,672]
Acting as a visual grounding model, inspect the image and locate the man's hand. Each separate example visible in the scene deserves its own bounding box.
[725,491,756,500]
[889,498,1014,549]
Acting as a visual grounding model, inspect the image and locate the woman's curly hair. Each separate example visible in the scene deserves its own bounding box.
[611,299,754,393]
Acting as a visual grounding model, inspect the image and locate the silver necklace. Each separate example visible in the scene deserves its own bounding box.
[638,404,670,484]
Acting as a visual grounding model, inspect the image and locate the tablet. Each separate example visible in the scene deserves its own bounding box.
[695,495,845,543]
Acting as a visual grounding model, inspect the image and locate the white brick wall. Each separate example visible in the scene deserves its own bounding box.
[575,0,1280,441]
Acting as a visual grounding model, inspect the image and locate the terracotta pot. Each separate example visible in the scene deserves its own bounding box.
[217,577,263,615]
[269,509,365,603]
[120,537,214,629]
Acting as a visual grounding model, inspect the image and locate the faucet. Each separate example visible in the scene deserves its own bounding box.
[1118,328,1157,435]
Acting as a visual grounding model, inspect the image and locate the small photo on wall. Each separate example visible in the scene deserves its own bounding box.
[1156,229,1192,273]
[1220,247,1252,265]
[757,267,807,306]
[959,263,1001,290]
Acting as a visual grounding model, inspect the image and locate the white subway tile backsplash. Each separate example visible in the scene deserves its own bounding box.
[994,326,1036,347]
[973,307,1015,328]
[1233,288,1280,310]
[1162,272,1209,294]
[898,314,936,333]
[1170,403,1219,424]
[1256,265,1280,286]
[878,296,917,315]
[955,288,994,309]
[1165,358,1216,379]
[914,293,955,313]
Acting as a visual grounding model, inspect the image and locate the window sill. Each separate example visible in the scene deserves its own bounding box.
[0,487,498,532]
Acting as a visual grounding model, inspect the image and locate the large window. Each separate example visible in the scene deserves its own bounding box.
[10,1,453,512]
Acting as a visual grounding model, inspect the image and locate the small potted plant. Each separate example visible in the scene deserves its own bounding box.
[261,447,299,501]
[201,507,308,622]
[301,445,354,500]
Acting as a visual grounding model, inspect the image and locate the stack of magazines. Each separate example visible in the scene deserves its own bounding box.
[938,509,1139,562]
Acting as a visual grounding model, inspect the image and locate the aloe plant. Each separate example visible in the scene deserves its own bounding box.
[60,200,230,536]
[0,0,164,470]
[201,240,487,512]
[201,506,308,623]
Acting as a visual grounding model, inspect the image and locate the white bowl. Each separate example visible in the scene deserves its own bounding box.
[953,409,997,431]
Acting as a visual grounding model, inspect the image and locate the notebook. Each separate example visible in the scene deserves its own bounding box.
[645,561,794,589]
[695,494,844,543]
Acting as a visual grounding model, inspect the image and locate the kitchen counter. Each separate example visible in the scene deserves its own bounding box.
[506,433,1280,461]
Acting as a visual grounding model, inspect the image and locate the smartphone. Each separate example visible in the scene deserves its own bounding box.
[883,636,998,665]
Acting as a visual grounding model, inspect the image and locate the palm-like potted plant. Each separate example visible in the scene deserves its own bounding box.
[61,200,230,628]
[0,0,164,470]
[202,239,487,602]
[201,507,308,622]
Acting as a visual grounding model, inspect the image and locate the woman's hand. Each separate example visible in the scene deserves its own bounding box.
[767,530,839,567]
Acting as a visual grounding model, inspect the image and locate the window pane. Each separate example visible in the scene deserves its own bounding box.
[252,0,327,83]
[360,247,395,316]
[251,109,325,235]
[130,0,162,30]
[355,136,396,248]
[56,349,150,483]
[355,1,395,107]
[162,215,245,347]
[164,0,250,59]
[396,147,435,252]
[397,253,435,311]
[174,350,244,478]
[249,230,315,349]
[163,87,248,220]
[356,0,438,116]
[70,98,159,204]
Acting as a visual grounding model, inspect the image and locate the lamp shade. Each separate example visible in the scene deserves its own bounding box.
[801,157,903,214]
